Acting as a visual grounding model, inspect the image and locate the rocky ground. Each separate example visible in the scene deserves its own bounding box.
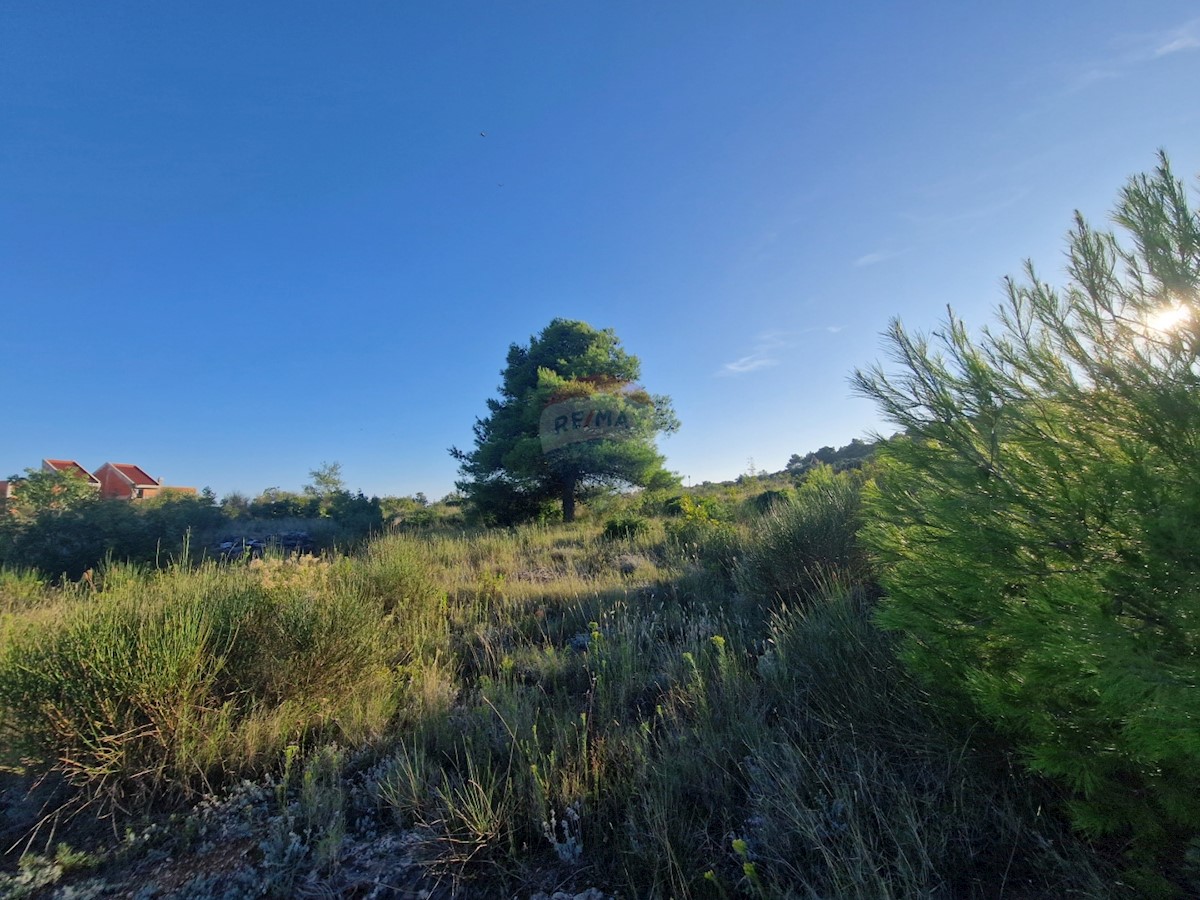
[0,767,611,899]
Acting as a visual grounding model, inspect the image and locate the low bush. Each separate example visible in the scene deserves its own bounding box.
[746,486,794,514]
[0,557,405,808]
[665,497,741,587]
[601,513,649,541]
[735,464,870,608]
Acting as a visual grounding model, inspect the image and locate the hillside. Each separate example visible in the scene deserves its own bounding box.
[0,472,1116,898]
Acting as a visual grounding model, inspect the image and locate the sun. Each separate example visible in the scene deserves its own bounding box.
[1143,303,1192,336]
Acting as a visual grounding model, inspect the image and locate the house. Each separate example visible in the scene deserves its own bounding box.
[94,462,165,500]
[42,458,102,487]
[1,459,100,508]
[2,459,195,502]
[92,462,197,500]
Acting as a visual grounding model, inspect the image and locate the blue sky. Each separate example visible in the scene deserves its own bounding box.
[3,3,1199,499]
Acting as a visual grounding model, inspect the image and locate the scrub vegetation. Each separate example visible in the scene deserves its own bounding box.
[0,491,1113,898]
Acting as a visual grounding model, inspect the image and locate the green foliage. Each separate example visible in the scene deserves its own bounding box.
[601,512,649,541]
[784,437,878,477]
[746,486,794,514]
[665,495,741,586]
[854,151,1200,888]
[0,492,224,579]
[381,493,441,529]
[0,851,77,899]
[323,490,384,536]
[249,488,320,519]
[452,318,679,523]
[735,465,871,608]
[304,461,345,499]
[0,481,381,578]
[220,491,251,517]
[745,590,1108,899]
[456,477,561,527]
[3,497,156,579]
[663,493,730,522]
[3,466,98,519]
[0,514,1113,896]
[0,556,404,806]
[0,567,46,613]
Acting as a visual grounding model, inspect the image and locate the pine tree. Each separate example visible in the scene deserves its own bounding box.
[452,319,679,524]
[853,152,1200,890]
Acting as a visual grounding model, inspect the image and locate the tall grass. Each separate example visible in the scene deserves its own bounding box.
[735,464,871,608]
[0,514,1116,896]
[0,568,48,615]
[0,555,406,807]
[746,587,1109,897]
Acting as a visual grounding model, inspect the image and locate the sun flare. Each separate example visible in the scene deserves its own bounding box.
[1144,303,1192,335]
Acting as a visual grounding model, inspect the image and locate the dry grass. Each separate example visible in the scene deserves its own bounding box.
[0,516,1117,897]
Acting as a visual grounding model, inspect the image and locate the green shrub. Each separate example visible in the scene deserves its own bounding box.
[854,153,1200,892]
[602,513,649,541]
[0,557,404,807]
[735,465,870,608]
[665,496,740,585]
[663,493,728,520]
[746,487,794,515]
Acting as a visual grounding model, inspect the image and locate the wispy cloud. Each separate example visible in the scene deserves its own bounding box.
[901,187,1029,230]
[1061,66,1121,95]
[1057,16,1200,94]
[853,249,904,268]
[1152,18,1200,57]
[720,330,787,375]
[722,353,779,374]
[718,327,842,376]
[734,187,829,269]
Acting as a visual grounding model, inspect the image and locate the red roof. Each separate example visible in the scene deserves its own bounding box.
[109,463,159,486]
[43,459,100,484]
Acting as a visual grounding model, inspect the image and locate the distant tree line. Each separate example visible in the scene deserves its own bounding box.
[784,437,878,476]
[0,461,440,579]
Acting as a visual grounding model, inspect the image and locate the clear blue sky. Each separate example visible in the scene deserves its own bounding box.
[3,3,1199,499]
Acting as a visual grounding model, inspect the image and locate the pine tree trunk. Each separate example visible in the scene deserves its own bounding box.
[561,477,576,523]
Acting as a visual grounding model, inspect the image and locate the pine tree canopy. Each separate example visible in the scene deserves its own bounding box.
[853,151,1200,888]
[451,318,679,524]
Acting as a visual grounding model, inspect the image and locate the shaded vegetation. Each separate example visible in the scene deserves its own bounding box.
[0,467,449,579]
